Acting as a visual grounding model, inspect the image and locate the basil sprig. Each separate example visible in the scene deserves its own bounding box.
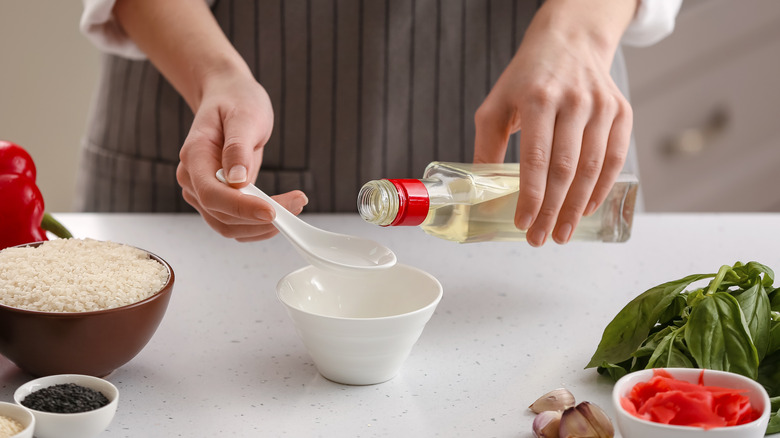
[587,261,780,434]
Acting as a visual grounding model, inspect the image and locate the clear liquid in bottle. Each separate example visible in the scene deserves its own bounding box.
[358,162,638,243]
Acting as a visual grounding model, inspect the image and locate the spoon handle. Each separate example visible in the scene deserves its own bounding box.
[215,169,298,226]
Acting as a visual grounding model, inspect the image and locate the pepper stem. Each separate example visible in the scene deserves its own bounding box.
[41,212,73,239]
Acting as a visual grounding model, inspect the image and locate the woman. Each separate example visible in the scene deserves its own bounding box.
[78,0,681,246]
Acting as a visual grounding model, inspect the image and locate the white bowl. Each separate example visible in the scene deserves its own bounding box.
[612,368,770,438]
[276,263,443,385]
[14,374,118,438]
[0,401,34,438]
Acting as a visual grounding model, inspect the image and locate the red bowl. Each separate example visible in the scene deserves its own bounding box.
[0,242,174,377]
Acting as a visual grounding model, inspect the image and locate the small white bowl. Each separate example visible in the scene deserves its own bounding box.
[276,263,443,385]
[612,368,770,438]
[14,374,118,438]
[0,401,35,438]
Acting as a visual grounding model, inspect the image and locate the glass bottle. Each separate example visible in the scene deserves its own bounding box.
[357,162,639,243]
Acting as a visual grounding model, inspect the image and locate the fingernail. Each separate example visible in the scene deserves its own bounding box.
[516,214,533,231]
[529,229,547,247]
[227,165,247,184]
[584,201,597,216]
[255,210,274,222]
[555,223,573,244]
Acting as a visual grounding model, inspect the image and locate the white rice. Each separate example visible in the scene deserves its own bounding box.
[0,238,169,313]
[0,414,23,437]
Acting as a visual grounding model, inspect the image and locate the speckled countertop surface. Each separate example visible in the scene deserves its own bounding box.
[1,213,778,437]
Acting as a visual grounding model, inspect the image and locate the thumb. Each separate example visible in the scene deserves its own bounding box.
[221,109,273,187]
[473,101,514,164]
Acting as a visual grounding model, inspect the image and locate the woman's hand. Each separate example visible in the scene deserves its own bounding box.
[176,70,308,242]
[115,0,307,242]
[473,0,636,247]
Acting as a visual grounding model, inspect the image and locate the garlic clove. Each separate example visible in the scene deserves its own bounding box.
[529,388,576,414]
[533,410,562,438]
[577,401,614,437]
[559,402,614,438]
[559,406,600,438]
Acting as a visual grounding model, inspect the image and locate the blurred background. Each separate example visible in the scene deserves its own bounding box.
[0,1,98,212]
[1,0,779,213]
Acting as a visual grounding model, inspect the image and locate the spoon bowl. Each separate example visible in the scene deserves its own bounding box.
[216,169,396,272]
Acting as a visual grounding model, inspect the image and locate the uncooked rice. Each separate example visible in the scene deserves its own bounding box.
[0,238,169,312]
[0,414,23,437]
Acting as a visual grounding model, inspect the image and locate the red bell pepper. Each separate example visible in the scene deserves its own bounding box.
[0,140,72,250]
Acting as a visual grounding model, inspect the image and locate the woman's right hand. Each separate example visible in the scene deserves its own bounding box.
[114,0,307,242]
[176,69,309,242]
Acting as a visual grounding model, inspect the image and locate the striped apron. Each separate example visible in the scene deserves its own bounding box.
[74,0,636,213]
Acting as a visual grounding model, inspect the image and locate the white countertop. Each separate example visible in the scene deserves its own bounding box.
[1,212,778,437]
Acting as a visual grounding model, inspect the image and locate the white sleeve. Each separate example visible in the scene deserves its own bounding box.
[621,0,683,47]
[79,0,216,60]
[80,0,147,60]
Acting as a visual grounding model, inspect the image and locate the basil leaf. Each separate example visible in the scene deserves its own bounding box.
[759,351,780,397]
[647,328,694,369]
[633,325,675,359]
[745,261,774,288]
[768,411,780,435]
[723,261,774,290]
[771,287,780,312]
[685,292,759,380]
[768,318,780,357]
[658,295,687,325]
[734,283,772,360]
[596,361,630,381]
[630,356,651,374]
[586,273,713,368]
[768,396,780,435]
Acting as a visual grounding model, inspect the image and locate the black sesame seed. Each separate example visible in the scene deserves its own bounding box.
[21,383,110,413]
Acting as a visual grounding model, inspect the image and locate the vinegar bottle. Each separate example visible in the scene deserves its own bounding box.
[357,162,639,243]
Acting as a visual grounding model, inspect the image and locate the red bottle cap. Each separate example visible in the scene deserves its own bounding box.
[387,179,430,226]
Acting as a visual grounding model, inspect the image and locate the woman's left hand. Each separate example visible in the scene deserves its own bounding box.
[473,0,637,247]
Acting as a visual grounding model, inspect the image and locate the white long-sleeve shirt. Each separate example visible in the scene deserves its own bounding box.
[80,0,683,60]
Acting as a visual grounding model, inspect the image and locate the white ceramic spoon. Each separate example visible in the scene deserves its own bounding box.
[216,169,396,272]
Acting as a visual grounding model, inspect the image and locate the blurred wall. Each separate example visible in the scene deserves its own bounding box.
[0,1,99,212]
[624,0,780,212]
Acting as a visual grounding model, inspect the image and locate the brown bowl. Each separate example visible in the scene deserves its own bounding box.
[0,241,174,377]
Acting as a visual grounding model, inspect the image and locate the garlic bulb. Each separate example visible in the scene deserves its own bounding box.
[529,388,576,414]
